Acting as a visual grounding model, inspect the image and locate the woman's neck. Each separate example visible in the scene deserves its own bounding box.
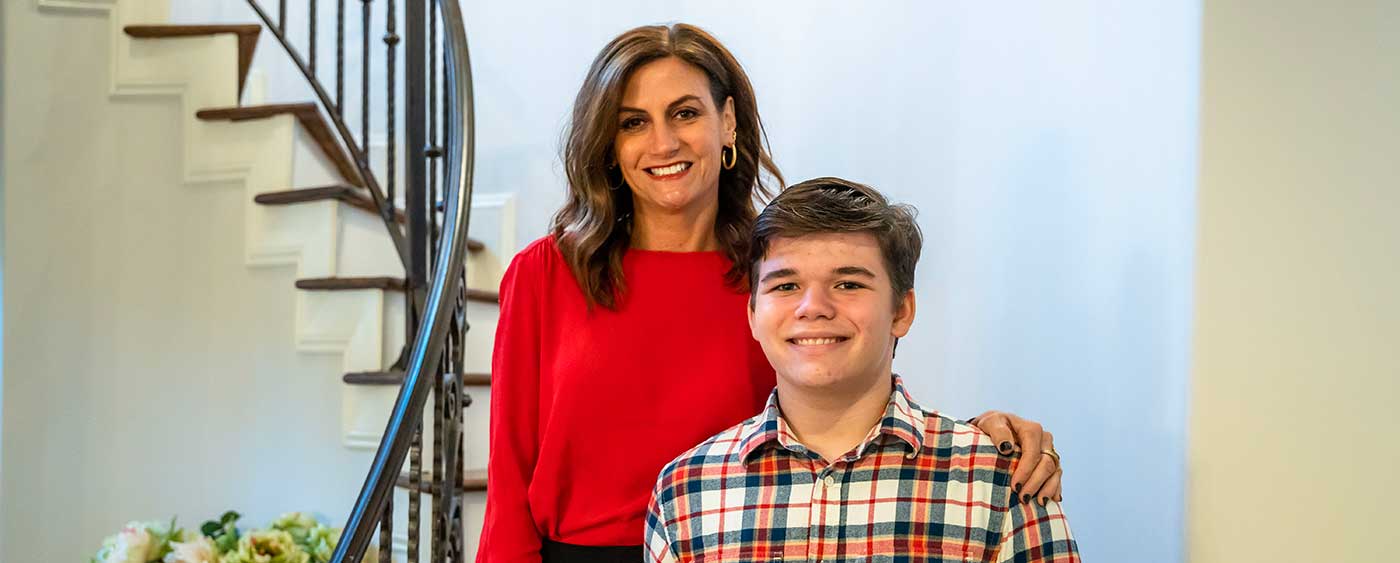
[630,202,721,252]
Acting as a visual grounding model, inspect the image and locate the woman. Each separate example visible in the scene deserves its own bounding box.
[479,23,1065,563]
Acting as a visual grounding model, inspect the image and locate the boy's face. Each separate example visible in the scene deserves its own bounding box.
[748,232,916,393]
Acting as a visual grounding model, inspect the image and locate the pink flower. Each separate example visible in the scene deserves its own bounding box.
[164,536,217,563]
[95,524,154,563]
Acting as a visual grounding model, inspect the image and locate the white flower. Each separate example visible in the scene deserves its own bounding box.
[96,523,154,563]
[164,536,217,563]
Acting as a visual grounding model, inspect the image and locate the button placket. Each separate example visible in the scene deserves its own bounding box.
[807,461,826,563]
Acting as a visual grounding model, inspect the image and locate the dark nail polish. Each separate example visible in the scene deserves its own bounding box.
[1021,493,1031,504]
[1039,496,1048,506]
[998,441,1013,454]
[1013,482,1022,494]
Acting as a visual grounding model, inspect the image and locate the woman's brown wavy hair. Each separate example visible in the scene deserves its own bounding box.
[552,23,784,309]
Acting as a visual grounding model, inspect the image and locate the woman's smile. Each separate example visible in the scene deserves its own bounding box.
[644,161,692,180]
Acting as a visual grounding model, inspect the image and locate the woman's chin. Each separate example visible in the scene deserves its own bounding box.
[635,188,713,215]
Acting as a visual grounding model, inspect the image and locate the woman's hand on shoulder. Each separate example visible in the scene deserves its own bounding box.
[969,410,1063,504]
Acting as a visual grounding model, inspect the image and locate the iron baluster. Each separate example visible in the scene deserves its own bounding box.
[361,0,371,154]
[336,0,345,114]
[431,352,445,563]
[385,0,398,216]
[378,496,393,563]
[309,0,317,74]
[428,0,439,254]
[407,423,422,562]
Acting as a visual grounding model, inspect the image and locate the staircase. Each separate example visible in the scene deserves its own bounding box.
[35,0,498,561]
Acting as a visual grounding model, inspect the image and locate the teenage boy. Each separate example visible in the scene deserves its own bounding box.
[644,177,1079,562]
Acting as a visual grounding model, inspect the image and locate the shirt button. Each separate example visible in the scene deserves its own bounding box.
[823,476,835,487]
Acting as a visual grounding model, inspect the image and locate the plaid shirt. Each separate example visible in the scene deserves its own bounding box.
[645,376,1079,563]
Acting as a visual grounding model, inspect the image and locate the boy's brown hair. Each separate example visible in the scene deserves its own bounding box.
[748,177,924,308]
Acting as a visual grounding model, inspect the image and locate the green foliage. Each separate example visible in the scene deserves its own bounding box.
[93,511,344,563]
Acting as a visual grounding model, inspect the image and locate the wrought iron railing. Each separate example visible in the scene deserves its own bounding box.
[242,0,476,561]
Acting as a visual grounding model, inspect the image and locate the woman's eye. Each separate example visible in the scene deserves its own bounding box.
[674,108,698,120]
[620,117,645,131]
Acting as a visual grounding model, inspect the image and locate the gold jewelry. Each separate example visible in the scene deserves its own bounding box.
[1041,448,1061,467]
[722,130,738,170]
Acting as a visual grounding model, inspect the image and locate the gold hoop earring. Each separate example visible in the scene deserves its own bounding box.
[722,146,738,170]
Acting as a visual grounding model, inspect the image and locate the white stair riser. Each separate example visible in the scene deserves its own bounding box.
[387,489,487,562]
[343,301,497,451]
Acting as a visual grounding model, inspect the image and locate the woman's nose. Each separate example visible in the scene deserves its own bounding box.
[647,122,681,155]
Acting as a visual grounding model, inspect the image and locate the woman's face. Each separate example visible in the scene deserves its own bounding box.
[614,56,736,219]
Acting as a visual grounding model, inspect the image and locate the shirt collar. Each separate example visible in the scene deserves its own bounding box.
[739,374,928,465]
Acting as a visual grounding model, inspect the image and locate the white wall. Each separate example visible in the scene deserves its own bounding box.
[1,4,375,562]
[459,3,1199,562]
[0,0,7,552]
[1189,1,1400,561]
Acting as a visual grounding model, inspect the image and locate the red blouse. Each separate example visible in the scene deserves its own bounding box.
[477,237,776,562]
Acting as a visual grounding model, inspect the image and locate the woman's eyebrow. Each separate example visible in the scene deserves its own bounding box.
[666,95,703,111]
[618,95,702,115]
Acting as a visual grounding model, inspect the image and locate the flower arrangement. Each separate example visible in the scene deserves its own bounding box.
[90,511,368,563]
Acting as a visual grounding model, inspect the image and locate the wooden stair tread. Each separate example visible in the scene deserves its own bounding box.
[344,371,491,386]
[254,184,405,224]
[396,468,487,493]
[196,102,317,120]
[296,277,499,303]
[197,104,363,187]
[253,186,485,251]
[296,276,406,291]
[124,25,261,97]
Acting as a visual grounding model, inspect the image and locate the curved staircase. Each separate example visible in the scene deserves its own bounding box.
[36,0,500,560]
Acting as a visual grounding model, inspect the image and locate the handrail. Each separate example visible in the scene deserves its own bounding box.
[328,0,474,560]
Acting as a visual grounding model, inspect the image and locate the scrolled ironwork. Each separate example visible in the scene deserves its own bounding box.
[240,0,476,559]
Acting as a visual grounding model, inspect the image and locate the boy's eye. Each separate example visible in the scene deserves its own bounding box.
[835,281,866,290]
[770,282,798,292]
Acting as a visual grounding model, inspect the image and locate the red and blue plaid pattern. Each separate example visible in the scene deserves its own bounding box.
[645,376,1079,563]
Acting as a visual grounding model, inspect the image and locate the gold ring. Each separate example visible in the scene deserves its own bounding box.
[1041,449,1061,466]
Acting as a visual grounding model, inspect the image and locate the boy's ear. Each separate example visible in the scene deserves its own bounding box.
[892,290,916,338]
[747,294,757,335]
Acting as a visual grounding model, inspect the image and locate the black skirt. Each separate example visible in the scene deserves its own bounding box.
[541,540,643,563]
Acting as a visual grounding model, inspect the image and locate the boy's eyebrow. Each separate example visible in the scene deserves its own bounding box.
[618,95,703,115]
[759,268,797,284]
[834,266,877,278]
[760,266,876,284]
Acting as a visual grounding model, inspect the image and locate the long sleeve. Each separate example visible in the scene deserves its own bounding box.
[643,482,680,563]
[992,497,1080,563]
[476,247,546,563]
